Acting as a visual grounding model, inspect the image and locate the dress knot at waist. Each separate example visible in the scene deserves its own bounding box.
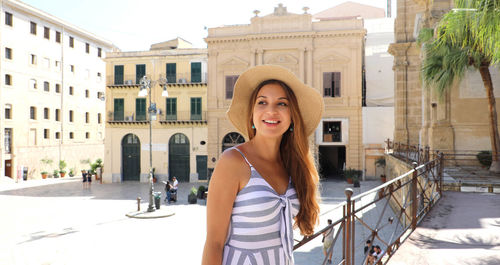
[279,195,294,264]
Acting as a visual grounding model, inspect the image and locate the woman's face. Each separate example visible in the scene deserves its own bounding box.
[252,83,292,139]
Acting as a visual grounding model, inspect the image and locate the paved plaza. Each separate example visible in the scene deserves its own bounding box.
[0,177,386,265]
[388,192,500,265]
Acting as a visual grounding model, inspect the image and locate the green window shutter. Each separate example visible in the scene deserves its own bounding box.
[191,62,201,83]
[136,64,146,84]
[114,65,124,85]
[114,98,124,120]
[166,63,176,83]
[166,98,177,120]
[190,97,202,120]
[136,98,146,121]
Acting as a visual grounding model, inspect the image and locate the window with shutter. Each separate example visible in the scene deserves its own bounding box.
[323,72,341,97]
[166,63,176,83]
[225,75,239,99]
[190,97,202,120]
[30,21,36,35]
[136,98,146,121]
[191,62,201,83]
[114,98,124,121]
[136,64,146,84]
[166,98,177,120]
[114,65,124,85]
[5,12,13,26]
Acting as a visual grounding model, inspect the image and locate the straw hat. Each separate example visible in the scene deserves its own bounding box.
[227,65,324,137]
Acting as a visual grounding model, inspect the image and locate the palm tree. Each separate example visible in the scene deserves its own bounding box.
[419,0,500,172]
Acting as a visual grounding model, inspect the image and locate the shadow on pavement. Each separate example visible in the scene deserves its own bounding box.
[0,181,209,206]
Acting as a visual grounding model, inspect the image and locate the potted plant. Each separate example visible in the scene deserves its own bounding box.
[40,158,53,179]
[197,185,207,199]
[476,151,492,167]
[353,172,361,188]
[375,157,387,182]
[89,158,103,181]
[188,187,198,204]
[59,160,67,178]
[52,169,59,178]
[69,167,76,177]
[344,168,358,184]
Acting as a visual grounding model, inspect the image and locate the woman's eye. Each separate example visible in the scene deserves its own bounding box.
[278,102,288,107]
[257,101,266,105]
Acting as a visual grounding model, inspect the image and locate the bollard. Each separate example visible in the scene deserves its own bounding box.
[137,197,141,211]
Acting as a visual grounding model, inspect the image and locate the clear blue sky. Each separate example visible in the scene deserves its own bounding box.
[21,0,396,51]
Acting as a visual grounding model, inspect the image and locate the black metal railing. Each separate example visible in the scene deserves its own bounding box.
[108,111,207,122]
[107,73,208,86]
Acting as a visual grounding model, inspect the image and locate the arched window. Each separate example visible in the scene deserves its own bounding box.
[222,132,245,152]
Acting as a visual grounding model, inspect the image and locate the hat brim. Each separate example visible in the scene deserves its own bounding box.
[227,65,324,138]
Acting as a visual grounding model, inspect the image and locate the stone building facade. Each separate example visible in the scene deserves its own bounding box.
[103,38,208,183]
[389,0,500,155]
[205,4,366,178]
[0,0,113,180]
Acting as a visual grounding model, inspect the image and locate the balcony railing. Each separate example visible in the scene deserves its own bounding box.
[108,111,207,123]
[162,111,207,122]
[159,73,208,84]
[107,73,208,86]
[108,112,148,123]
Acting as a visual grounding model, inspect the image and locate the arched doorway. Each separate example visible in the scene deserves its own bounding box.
[222,132,245,152]
[122,134,140,181]
[169,133,190,182]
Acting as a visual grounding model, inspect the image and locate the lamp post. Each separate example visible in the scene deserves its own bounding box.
[138,76,168,212]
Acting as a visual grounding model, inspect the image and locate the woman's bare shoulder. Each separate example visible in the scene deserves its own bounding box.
[211,147,251,189]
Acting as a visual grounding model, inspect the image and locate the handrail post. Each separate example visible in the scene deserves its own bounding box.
[345,188,353,265]
[411,162,418,230]
[342,205,346,263]
[438,152,444,196]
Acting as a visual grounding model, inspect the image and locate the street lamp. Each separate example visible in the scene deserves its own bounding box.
[138,75,168,212]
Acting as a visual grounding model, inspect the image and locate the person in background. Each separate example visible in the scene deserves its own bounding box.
[87,170,92,188]
[82,170,88,189]
[322,219,335,264]
[163,181,172,203]
[172,177,178,192]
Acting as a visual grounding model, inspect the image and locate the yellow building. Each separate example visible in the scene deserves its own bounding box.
[205,4,366,178]
[0,0,113,180]
[103,38,208,183]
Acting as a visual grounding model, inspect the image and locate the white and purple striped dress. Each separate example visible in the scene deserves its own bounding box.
[223,148,300,265]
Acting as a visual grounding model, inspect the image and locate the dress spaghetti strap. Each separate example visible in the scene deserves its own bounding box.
[232,147,252,168]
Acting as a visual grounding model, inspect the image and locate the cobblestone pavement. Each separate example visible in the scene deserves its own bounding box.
[0,177,385,265]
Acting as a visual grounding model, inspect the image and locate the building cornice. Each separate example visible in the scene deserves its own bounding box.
[205,29,366,44]
[106,49,208,58]
[4,0,114,48]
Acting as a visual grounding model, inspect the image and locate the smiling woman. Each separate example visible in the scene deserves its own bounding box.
[202,65,324,265]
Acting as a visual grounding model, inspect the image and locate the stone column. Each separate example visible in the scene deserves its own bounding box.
[256,49,263,65]
[250,49,256,67]
[306,47,313,86]
[299,47,305,82]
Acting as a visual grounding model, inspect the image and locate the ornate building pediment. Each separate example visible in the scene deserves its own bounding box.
[220,56,249,67]
[266,54,298,65]
[318,53,350,64]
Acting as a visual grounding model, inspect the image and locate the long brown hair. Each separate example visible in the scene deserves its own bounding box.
[246,79,320,236]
